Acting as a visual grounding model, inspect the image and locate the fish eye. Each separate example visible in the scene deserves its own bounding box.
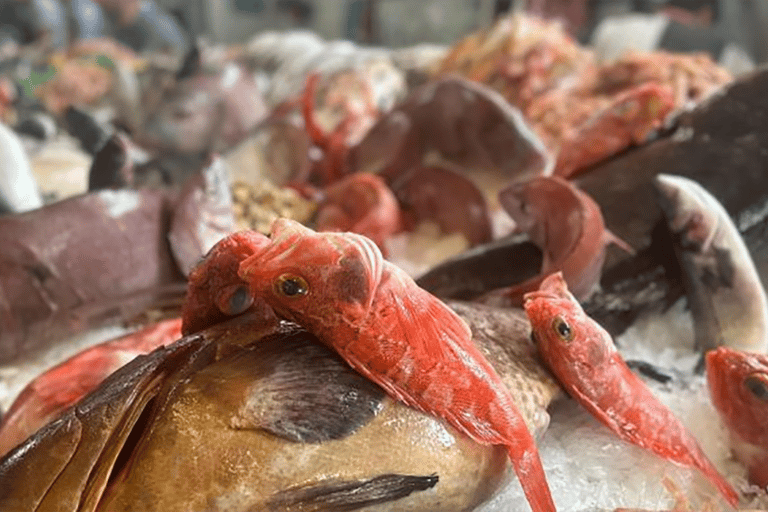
[216,284,253,316]
[552,316,573,342]
[744,373,768,402]
[275,274,309,298]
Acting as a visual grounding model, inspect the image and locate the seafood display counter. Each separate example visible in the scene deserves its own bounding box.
[0,11,767,512]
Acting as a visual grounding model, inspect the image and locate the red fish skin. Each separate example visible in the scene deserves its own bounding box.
[315,173,402,254]
[523,273,739,508]
[181,230,275,336]
[706,347,768,488]
[238,218,557,512]
[0,317,183,457]
[554,83,676,179]
[487,176,631,306]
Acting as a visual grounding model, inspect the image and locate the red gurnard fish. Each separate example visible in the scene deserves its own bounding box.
[554,83,675,179]
[523,273,739,507]
[707,347,768,489]
[237,218,557,512]
[0,318,183,457]
[485,176,631,306]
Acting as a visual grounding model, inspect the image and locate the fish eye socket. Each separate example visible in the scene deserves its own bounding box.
[275,274,309,298]
[552,316,573,342]
[226,285,252,315]
[216,284,253,316]
[744,373,768,402]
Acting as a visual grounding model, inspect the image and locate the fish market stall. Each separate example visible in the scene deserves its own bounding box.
[0,4,768,512]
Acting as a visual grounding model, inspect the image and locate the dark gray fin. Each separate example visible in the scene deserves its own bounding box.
[88,133,134,191]
[176,43,200,80]
[63,106,111,155]
[221,327,385,443]
[625,359,674,384]
[416,232,542,300]
[264,474,439,512]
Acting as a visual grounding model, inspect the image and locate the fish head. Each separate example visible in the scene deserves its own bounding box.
[499,176,582,248]
[499,177,548,235]
[238,218,384,333]
[182,230,274,335]
[706,347,768,447]
[523,272,614,377]
[653,174,720,246]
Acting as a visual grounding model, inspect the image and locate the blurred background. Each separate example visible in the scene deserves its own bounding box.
[1,0,766,70]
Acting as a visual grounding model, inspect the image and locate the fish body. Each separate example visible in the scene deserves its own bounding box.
[554,83,675,179]
[654,174,768,355]
[1,305,559,512]
[238,218,557,512]
[524,273,739,507]
[707,347,768,488]
[485,176,630,306]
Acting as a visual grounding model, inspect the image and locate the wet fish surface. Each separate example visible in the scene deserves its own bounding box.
[0,300,560,512]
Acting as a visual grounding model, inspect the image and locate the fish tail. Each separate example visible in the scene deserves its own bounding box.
[697,457,739,508]
[505,443,557,512]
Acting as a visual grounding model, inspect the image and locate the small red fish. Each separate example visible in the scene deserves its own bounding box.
[0,318,182,457]
[238,218,557,512]
[554,83,675,178]
[707,347,768,489]
[315,173,402,254]
[523,273,739,508]
[486,176,631,306]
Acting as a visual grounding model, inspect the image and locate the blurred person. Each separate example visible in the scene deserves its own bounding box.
[0,0,67,48]
[345,0,379,44]
[591,0,754,75]
[69,0,188,53]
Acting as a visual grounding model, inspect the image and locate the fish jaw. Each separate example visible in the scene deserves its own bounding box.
[706,347,768,448]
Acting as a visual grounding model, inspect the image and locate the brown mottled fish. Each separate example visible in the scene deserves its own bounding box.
[0,303,560,512]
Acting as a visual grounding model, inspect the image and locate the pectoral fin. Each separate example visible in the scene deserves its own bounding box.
[265,474,439,512]
[204,327,385,443]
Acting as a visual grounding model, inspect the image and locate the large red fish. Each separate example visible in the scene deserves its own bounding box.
[707,347,768,489]
[523,273,739,508]
[237,218,557,512]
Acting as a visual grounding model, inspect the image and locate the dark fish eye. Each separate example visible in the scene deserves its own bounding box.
[552,316,573,342]
[227,285,252,315]
[275,274,309,298]
[744,373,768,402]
[216,284,253,316]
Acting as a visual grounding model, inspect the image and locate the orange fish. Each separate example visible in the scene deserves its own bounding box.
[707,347,768,489]
[524,273,739,507]
[237,218,557,512]
[554,83,676,179]
[484,176,631,306]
